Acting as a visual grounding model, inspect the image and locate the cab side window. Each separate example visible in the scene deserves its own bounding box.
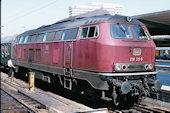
[81,27,88,38]
[81,25,99,39]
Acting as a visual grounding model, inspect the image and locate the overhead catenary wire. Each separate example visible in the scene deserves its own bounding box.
[5,0,49,19]
[6,0,58,24]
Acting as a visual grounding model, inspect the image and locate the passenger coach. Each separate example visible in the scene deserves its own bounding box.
[1,43,13,68]
[12,10,162,105]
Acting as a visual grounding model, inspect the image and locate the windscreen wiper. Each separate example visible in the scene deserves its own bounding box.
[119,25,128,38]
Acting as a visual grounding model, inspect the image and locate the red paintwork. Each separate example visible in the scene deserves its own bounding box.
[53,49,60,64]
[18,48,22,59]
[73,23,155,72]
[13,22,156,73]
[65,42,72,68]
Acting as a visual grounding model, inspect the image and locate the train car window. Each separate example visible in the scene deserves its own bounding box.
[62,28,79,40]
[88,26,95,37]
[43,33,48,42]
[29,49,34,62]
[21,36,26,43]
[81,25,99,39]
[27,35,37,42]
[7,44,10,55]
[35,49,41,61]
[27,36,32,42]
[2,45,4,53]
[18,37,22,44]
[30,35,37,42]
[46,32,55,41]
[14,39,17,43]
[1,45,5,58]
[5,45,8,56]
[37,33,44,42]
[54,31,63,41]
[81,27,88,38]
[132,26,151,40]
[110,24,133,39]
[24,36,29,43]
[19,36,24,44]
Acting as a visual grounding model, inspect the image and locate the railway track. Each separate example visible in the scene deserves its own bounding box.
[132,104,169,113]
[109,104,170,113]
[0,82,47,113]
[1,88,37,113]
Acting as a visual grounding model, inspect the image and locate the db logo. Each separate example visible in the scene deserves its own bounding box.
[133,48,141,56]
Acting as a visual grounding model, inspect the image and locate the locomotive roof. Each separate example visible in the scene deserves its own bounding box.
[21,10,144,36]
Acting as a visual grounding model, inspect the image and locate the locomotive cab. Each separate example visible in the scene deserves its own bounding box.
[97,16,162,105]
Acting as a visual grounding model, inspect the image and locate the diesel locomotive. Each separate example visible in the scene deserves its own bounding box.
[11,10,162,105]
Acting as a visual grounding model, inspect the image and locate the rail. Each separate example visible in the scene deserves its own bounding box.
[0,87,37,113]
[133,104,170,113]
[110,104,170,113]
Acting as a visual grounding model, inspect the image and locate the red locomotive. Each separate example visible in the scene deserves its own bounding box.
[12,10,162,105]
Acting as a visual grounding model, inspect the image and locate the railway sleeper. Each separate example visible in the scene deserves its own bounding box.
[134,104,167,113]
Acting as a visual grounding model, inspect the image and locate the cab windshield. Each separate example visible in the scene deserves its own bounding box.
[132,26,151,40]
[110,24,151,40]
[110,24,133,39]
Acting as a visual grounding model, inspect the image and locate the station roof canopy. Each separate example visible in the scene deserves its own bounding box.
[133,10,170,35]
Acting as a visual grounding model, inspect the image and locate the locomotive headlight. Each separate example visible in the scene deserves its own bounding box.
[148,64,153,70]
[115,64,121,71]
[145,64,149,70]
[122,64,127,70]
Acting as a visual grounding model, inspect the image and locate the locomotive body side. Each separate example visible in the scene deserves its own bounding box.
[12,14,162,106]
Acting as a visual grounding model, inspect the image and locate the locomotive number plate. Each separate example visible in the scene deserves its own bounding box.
[130,57,143,62]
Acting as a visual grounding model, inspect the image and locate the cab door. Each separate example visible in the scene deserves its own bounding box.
[63,27,79,76]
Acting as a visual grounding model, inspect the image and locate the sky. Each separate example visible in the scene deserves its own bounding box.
[1,0,170,37]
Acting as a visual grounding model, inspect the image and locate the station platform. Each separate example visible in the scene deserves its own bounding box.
[161,85,170,91]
